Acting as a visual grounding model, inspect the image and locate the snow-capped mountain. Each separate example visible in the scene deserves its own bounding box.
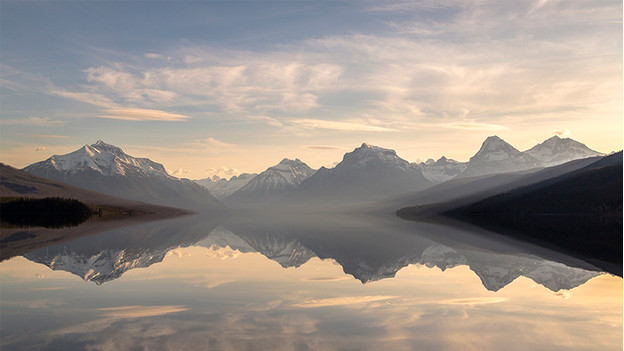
[418,156,467,183]
[458,136,539,178]
[525,135,603,166]
[296,143,432,203]
[194,173,257,200]
[225,158,315,204]
[23,140,221,211]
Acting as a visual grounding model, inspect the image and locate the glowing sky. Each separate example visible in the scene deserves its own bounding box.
[1,1,621,178]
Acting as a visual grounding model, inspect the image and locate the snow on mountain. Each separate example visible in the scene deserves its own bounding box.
[418,156,467,183]
[458,136,539,178]
[23,140,221,211]
[466,252,600,292]
[194,173,257,200]
[296,143,432,203]
[25,247,169,285]
[225,158,315,203]
[27,140,170,177]
[525,135,603,166]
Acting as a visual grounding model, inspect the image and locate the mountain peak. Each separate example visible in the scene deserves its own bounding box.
[526,136,602,166]
[458,136,538,177]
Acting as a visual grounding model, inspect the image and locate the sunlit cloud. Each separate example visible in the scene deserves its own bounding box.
[301,145,348,150]
[170,168,192,177]
[205,166,241,179]
[96,305,188,318]
[1,116,65,126]
[439,122,508,131]
[554,128,571,136]
[97,108,191,121]
[192,137,235,148]
[246,115,284,127]
[30,134,69,139]
[35,146,46,151]
[289,119,397,132]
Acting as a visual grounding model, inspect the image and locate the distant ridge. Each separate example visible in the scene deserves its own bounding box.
[225,158,316,205]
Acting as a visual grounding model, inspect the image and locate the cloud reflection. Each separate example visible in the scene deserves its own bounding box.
[96,305,188,318]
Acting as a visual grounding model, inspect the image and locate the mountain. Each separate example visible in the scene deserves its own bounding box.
[194,173,256,200]
[458,136,539,178]
[419,156,467,183]
[225,158,315,205]
[441,152,623,267]
[449,152,622,217]
[22,141,221,211]
[0,163,186,216]
[387,155,601,216]
[525,135,603,166]
[296,143,432,205]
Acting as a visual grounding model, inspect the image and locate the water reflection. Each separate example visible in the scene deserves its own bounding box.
[16,213,607,292]
[1,213,621,351]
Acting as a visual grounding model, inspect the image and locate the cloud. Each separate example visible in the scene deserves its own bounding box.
[440,122,508,131]
[30,134,69,139]
[206,166,241,179]
[246,115,284,127]
[193,137,235,148]
[1,117,65,126]
[301,145,348,150]
[289,119,397,132]
[97,108,191,121]
[554,128,570,136]
[35,146,46,151]
[171,168,192,177]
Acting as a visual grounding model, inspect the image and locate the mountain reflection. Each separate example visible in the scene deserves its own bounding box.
[22,213,604,291]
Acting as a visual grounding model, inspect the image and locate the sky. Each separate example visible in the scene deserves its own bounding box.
[1,0,622,179]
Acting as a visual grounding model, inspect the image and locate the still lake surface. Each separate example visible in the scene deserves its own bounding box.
[1,213,621,350]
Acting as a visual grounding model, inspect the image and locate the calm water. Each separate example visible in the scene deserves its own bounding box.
[1,213,621,350]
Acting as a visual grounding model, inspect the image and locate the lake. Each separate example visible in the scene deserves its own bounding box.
[1,213,621,350]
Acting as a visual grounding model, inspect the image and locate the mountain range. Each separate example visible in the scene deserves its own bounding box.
[194,173,257,200]
[18,135,603,211]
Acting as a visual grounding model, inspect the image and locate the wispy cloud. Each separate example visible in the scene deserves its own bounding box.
[439,122,508,131]
[301,145,348,150]
[97,108,191,122]
[1,117,65,126]
[289,119,397,132]
[30,134,69,139]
